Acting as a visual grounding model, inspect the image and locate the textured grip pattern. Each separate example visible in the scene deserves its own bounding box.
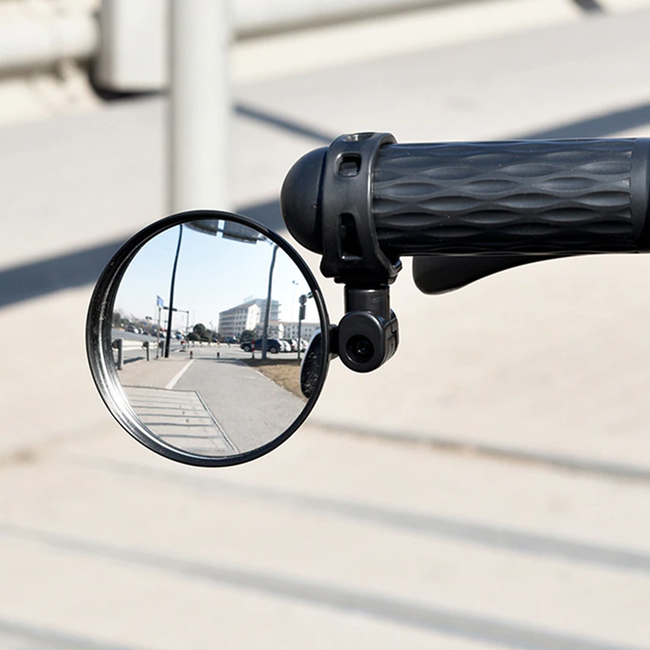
[373,140,640,255]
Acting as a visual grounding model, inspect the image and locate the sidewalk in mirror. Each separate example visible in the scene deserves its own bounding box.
[1,7,650,649]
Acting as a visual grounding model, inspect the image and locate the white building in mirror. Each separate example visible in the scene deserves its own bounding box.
[218,298,280,337]
[261,321,320,342]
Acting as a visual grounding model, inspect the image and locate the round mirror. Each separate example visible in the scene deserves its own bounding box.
[86,210,330,466]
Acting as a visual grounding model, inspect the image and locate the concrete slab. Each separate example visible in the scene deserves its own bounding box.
[0,424,649,648]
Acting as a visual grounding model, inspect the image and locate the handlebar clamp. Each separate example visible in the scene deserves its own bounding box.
[320,132,402,285]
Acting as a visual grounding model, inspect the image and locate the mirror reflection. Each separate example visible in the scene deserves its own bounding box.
[110,218,323,458]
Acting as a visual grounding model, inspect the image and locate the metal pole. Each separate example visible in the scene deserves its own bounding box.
[261,245,278,361]
[169,0,231,212]
[115,339,123,370]
[297,320,302,361]
[165,225,183,358]
[297,294,306,361]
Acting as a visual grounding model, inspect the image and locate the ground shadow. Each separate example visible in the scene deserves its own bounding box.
[0,520,644,650]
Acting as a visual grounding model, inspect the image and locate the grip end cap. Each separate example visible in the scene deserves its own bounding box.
[280,146,327,253]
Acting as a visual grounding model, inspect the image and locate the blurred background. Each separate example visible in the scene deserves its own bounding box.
[1,0,650,648]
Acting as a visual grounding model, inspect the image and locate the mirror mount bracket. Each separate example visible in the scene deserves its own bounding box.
[316,133,403,373]
[334,285,399,373]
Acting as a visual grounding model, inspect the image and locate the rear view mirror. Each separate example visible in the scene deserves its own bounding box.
[86,210,330,466]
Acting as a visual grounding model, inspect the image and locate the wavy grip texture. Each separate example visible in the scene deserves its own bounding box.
[372,140,648,255]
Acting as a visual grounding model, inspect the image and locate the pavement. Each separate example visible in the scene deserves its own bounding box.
[115,343,308,455]
[1,2,650,649]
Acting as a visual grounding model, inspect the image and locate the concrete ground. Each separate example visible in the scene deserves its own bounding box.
[1,2,650,648]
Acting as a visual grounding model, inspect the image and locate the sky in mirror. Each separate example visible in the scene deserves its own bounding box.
[114,220,320,333]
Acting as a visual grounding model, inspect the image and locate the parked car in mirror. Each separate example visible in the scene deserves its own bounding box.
[240,338,282,354]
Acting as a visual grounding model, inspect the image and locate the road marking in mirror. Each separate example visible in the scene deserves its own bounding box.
[166,360,194,390]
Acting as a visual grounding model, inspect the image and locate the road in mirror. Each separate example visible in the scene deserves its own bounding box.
[111,218,323,458]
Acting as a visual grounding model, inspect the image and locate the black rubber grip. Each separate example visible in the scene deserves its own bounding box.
[372,139,650,255]
[281,136,650,286]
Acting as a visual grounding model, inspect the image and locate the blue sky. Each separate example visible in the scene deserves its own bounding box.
[115,220,321,331]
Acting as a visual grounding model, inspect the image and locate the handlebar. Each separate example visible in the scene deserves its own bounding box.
[281,133,650,291]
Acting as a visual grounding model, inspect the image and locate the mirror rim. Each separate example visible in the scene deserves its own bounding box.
[86,209,331,467]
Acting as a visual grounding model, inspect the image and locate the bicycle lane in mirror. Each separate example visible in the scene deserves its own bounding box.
[118,344,306,457]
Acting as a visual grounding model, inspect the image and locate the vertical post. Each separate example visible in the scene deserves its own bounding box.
[169,0,231,212]
[115,339,123,370]
[297,321,302,360]
[297,295,306,361]
[261,245,278,361]
[165,225,183,358]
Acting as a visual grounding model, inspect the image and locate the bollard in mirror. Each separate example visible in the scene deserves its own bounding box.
[86,210,330,466]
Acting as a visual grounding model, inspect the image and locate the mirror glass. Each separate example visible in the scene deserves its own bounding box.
[104,215,326,462]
